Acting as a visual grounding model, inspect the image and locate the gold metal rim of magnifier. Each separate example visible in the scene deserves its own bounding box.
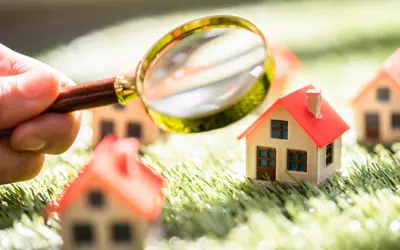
[115,14,275,133]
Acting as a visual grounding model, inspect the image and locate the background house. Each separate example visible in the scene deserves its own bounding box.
[257,36,302,111]
[351,48,400,145]
[91,99,166,146]
[238,84,350,185]
[46,136,165,250]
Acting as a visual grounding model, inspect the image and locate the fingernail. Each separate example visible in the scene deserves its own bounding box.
[15,136,46,151]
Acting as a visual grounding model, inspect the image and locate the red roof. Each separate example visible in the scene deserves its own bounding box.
[46,135,165,220]
[237,84,350,148]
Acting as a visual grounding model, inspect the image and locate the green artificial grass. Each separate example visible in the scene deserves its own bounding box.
[1,1,400,249]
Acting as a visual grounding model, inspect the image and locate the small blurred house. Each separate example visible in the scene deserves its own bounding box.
[258,36,302,111]
[46,136,166,250]
[92,99,166,146]
[351,48,400,145]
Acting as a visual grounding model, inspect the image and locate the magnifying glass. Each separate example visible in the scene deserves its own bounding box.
[0,14,274,136]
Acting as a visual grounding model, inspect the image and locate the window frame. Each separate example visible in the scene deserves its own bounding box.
[88,189,105,208]
[391,113,400,129]
[126,122,142,139]
[287,149,307,172]
[377,87,390,102]
[271,120,288,140]
[325,143,334,167]
[73,223,94,246]
[111,223,133,243]
[100,120,114,140]
[256,146,276,168]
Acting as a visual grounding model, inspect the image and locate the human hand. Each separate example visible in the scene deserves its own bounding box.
[0,43,81,184]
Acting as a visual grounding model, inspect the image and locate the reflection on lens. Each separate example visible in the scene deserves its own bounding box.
[142,28,266,118]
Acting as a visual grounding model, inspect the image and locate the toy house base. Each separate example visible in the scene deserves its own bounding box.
[248,172,337,189]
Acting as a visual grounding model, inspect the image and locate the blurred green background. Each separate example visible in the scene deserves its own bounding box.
[0,0,399,249]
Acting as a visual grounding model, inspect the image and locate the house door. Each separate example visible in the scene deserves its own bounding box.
[365,113,380,140]
[256,147,276,181]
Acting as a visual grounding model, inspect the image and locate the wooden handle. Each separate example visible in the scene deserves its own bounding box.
[48,77,118,112]
[0,77,119,137]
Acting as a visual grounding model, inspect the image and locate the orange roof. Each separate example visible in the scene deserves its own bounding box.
[237,84,350,148]
[46,135,165,220]
[352,48,400,105]
[263,31,302,84]
[272,44,302,83]
[382,47,400,84]
[351,70,400,106]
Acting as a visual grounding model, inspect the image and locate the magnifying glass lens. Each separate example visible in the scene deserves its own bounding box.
[141,28,266,119]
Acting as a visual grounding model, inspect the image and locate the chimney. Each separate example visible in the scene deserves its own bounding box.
[306,89,322,118]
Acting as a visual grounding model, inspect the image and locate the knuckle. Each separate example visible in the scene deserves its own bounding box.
[0,77,19,126]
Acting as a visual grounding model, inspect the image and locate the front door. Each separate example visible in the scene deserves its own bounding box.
[256,146,276,181]
[365,113,380,140]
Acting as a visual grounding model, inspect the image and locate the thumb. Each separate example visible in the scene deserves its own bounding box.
[0,67,61,129]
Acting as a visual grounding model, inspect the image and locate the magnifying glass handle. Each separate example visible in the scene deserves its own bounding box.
[0,77,120,137]
[48,77,118,112]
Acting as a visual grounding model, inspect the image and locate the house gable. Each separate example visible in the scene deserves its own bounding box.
[352,71,400,107]
[48,136,165,221]
[246,105,316,149]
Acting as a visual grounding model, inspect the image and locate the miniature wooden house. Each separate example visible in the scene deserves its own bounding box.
[92,99,166,146]
[258,38,302,111]
[351,48,400,145]
[238,84,350,186]
[46,136,165,250]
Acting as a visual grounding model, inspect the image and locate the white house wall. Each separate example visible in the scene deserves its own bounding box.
[317,137,342,184]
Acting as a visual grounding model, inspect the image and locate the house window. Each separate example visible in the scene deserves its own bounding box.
[100,120,114,140]
[113,104,125,110]
[127,122,142,139]
[377,87,390,102]
[271,120,288,140]
[392,113,400,129]
[88,189,104,207]
[73,223,94,245]
[257,147,276,168]
[287,150,307,172]
[325,143,334,167]
[111,223,132,243]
